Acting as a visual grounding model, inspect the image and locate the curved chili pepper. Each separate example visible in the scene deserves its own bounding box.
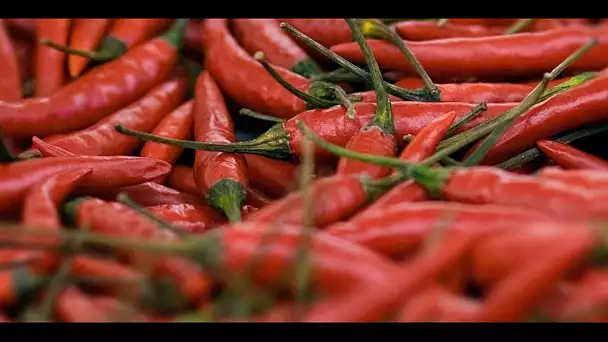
[245,154,298,198]
[67,19,114,77]
[193,223,399,295]
[28,75,189,157]
[116,101,514,161]
[470,68,608,165]
[0,19,187,139]
[395,21,503,41]
[0,20,23,101]
[301,232,475,322]
[146,203,225,234]
[140,100,194,166]
[537,140,608,170]
[66,197,213,304]
[330,27,608,80]
[201,19,310,119]
[35,19,70,97]
[328,202,548,258]
[193,71,248,222]
[233,19,322,78]
[167,165,272,209]
[335,19,397,180]
[477,227,595,322]
[0,154,171,215]
[396,285,481,322]
[56,286,110,322]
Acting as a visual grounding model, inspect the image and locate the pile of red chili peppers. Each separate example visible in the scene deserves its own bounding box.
[0,17,607,322]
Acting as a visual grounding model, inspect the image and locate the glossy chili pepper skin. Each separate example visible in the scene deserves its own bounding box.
[35,76,188,157]
[140,99,193,165]
[331,27,608,80]
[35,19,70,97]
[478,227,595,322]
[68,18,113,77]
[537,140,608,170]
[245,154,298,198]
[336,128,397,179]
[246,174,367,228]
[536,168,608,191]
[0,22,183,139]
[56,286,110,322]
[70,198,213,304]
[101,18,171,58]
[0,155,170,215]
[0,20,23,101]
[146,203,225,234]
[195,223,399,295]
[473,69,608,165]
[280,19,352,49]
[328,202,549,259]
[193,71,248,221]
[395,21,503,41]
[201,19,308,119]
[430,166,608,221]
[232,19,321,78]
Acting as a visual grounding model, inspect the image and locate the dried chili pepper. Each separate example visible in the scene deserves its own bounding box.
[537,140,608,170]
[140,100,194,166]
[0,19,187,139]
[233,19,322,78]
[65,197,213,303]
[0,19,23,101]
[0,154,171,215]
[193,71,248,221]
[67,19,114,77]
[35,19,70,97]
[331,27,608,80]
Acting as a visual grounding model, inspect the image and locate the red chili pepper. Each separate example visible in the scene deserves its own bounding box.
[233,19,322,78]
[139,100,193,166]
[10,36,34,82]
[536,168,608,192]
[395,21,503,41]
[537,140,608,170]
[0,152,171,215]
[35,19,71,97]
[280,19,352,49]
[98,19,171,60]
[396,285,481,322]
[470,221,577,289]
[146,203,225,234]
[448,19,516,27]
[201,19,309,119]
[335,19,397,180]
[31,75,189,157]
[394,80,538,103]
[302,232,475,322]
[70,256,143,298]
[0,20,22,101]
[328,202,549,259]
[89,296,149,322]
[67,197,214,303]
[193,71,248,221]
[557,269,608,321]
[0,19,186,139]
[530,19,565,32]
[55,286,110,322]
[477,227,595,322]
[245,154,298,198]
[470,68,608,165]
[194,223,399,295]
[67,19,114,77]
[167,165,272,209]
[117,101,514,161]
[343,111,456,218]
[331,27,608,80]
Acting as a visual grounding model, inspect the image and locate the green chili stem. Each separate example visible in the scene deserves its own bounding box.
[496,122,608,170]
[39,39,113,61]
[445,102,487,138]
[280,22,432,102]
[359,19,439,100]
[504,19,535,35]
[239,109,285,123]
[254,51,338,108]
[323,82,358,119]
[346,19,394,135]
[537,71,597,103]
[116,193,185,236]
[433,39,598,163]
